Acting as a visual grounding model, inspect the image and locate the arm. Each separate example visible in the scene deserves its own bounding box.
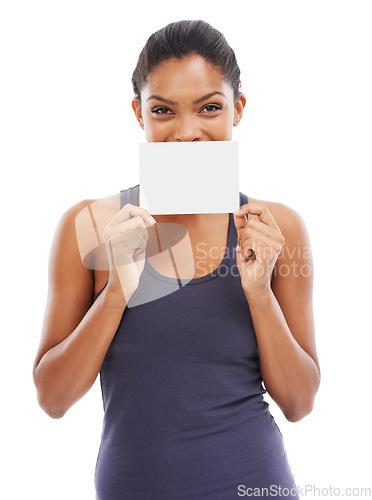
[32,200,127,419]
[239,203,320,422]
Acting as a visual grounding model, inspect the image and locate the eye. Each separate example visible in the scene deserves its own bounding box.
[201,104,221,113]
[151,104,222,115]
[151,107,171,115]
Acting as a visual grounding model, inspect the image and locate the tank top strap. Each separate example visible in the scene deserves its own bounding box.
[239,191,248,206]
[120,184,139,210]
[228,190,249,249]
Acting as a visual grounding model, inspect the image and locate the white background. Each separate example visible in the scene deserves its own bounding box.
[1,1,371,498]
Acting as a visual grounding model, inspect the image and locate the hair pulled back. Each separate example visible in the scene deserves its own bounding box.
[131,20,242,105]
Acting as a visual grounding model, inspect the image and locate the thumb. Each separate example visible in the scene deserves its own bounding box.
[233,212,247,233]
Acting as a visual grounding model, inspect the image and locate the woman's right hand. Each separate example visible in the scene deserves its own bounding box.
[103,203,156,301]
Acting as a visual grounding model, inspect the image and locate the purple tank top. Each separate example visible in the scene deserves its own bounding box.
[93,184,299,500]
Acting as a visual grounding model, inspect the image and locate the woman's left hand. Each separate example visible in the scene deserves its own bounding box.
[233,202,285,296]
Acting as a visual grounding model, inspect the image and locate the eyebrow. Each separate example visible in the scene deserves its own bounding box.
[146,91,226,106]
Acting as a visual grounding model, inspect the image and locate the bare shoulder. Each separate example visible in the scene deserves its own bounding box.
[86,192,121,227]
[73,192,121,271]
[247,195,308,239]
[65,192,120,222]
[46,191,121,295]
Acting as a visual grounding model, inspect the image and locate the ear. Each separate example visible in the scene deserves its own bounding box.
[131,97,144,129]
[233,92,246,125]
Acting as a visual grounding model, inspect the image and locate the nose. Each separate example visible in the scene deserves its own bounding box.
[173,117,202,142]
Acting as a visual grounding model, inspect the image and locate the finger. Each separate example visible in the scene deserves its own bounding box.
[244,218,284,241]
[106,229,147,252]
[236,245,255,260]
[233,212,248,231]
[106,231,148,267]
[234,203,280,232]
[239,236,267,262]
[108,203,156,228]
[239,226,282,249]
[103,217,149,243]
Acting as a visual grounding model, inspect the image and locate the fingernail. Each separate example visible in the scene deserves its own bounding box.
[150,216,156,224]
[233,208,241,214]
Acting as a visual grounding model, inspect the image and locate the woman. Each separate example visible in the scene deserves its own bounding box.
[33,20,320,499]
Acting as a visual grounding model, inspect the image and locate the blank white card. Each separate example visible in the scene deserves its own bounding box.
[139,140,239,215]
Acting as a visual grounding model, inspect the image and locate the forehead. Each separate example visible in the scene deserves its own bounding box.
[142,55,231,99]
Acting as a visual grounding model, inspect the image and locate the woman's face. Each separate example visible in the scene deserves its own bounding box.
[132,54,246,142]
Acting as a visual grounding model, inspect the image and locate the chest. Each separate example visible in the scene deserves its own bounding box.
[93,214,231,294]
[146,216,230,280]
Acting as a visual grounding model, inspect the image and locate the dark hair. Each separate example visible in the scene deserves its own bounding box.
[131,20,242,106]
